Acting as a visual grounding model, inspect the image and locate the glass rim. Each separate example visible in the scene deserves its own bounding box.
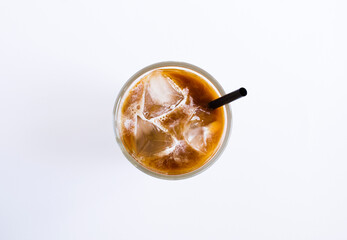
[113,61,232,180]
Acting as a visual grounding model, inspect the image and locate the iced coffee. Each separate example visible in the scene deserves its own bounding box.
[115,65,227,176]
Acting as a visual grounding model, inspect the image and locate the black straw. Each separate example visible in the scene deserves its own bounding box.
[208,88,247,109]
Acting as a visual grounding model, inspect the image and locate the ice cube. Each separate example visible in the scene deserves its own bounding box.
[143,71,184,119]
[172,140,194,163]
[135,115,174,157]
[184,124,210,153]
[183,108,219,153]
[156,95,196,139]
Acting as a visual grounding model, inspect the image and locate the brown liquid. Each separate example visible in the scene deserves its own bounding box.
[118,68,226,175]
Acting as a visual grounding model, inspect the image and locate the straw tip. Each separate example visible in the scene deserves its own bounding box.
[239,88,247,96]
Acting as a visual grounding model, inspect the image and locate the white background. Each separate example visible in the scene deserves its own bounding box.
[1,0,347,239]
